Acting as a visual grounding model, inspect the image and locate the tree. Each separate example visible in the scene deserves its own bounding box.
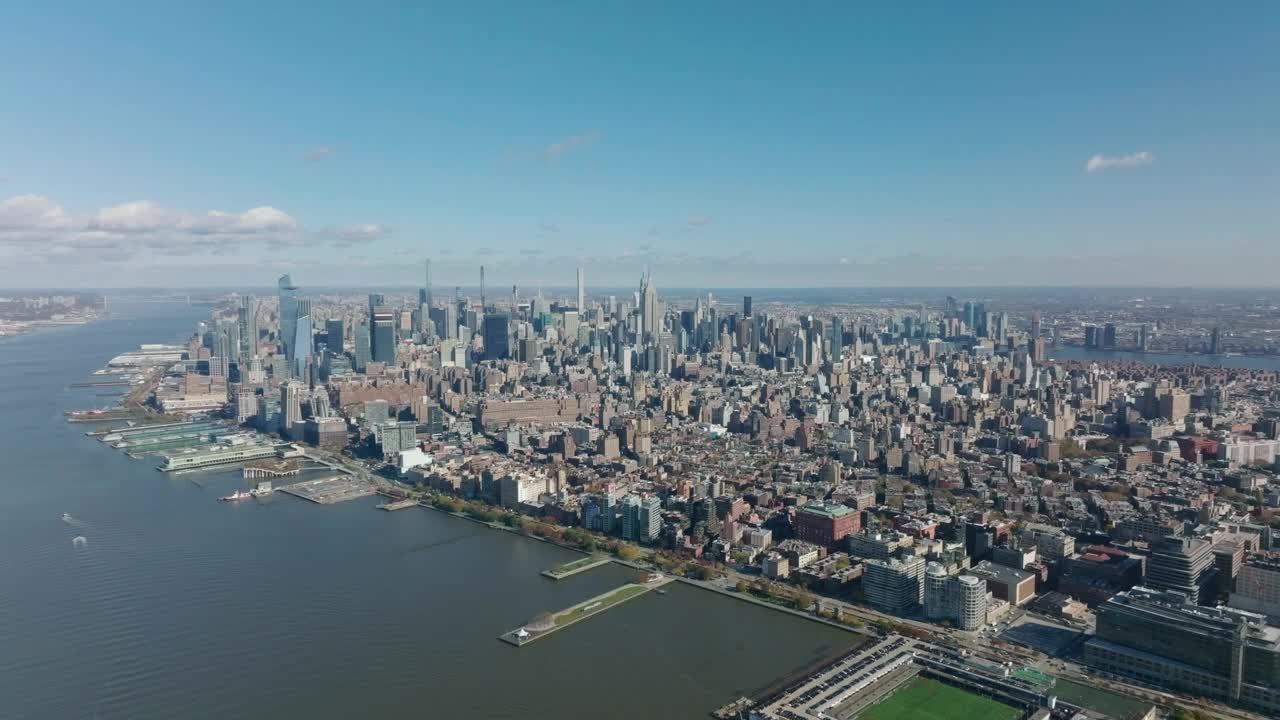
[792,592,814,611]
[734,580,748,593]
[616,545,641,562]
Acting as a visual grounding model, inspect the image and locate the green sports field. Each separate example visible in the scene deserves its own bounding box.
[860,677,1021,720]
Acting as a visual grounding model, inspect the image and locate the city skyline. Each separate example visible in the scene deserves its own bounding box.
[2,4,1278,287]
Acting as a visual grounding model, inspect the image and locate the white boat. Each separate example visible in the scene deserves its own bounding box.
[218,490,252,502]
[61,513,73,522]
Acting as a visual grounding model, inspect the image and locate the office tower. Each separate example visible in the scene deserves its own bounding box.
[371,307,396,364]
[962,300,975,330]
[743,295,752,318]
[1210,326,1222,355]
[1086,587,1280,713]
[368,293,384,312]
[863,555,926,615]
[480,265,486,310]
[1147,536,1218,604]
[639,270,659,340]
[830,317,844,362]
[576,266,585,311]
[291,299,313,379]
[277,274,298,359]
[1030,311,1041,340]
[353,319,371,372]
[325,318,344,352]
[483,312,510,360]
[238,295,259,357]
[1139,323,1150,352]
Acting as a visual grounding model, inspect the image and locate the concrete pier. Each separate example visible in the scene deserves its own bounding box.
[540,555,612,580]
[500,575,674,647]
[278,475,375,504]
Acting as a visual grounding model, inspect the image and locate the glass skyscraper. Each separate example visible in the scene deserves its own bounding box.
[278,274,298,362]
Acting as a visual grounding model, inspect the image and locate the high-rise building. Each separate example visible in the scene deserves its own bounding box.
[639,270,659,340]
[371,307,396,364]
[353,319,371,372]
[576,266,585,312]
[280,381,304,437]
[277,274,297,359]
[238,295,258,358]
[1146,536,1218,604]
[292,299,313,378]
[863,555,926,615]
[830,317,844,362]
[923,563,988,630]
[1103,322,1118,350]
[1086,586,1280,714]
[1210,326,1222,355]
[621,494,661,543]
[743,295,752,318]
[483,312,510,360]
[325,318,344,352]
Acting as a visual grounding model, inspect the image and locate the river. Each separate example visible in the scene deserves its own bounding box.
[1048,345,1280,371]
[0,301,854,720]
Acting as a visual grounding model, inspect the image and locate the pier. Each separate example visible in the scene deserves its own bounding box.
[541,555,612,580]
[499,574,674,647]
[243,465,301,479]
[278,475,376,504]
[377,498,417,511]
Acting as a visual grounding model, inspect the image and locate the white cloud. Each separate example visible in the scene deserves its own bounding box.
[0,194,73,230]
[545,131,602,162]
[331,223,392,246]
[1086,151,1154,172]
[303,146,336,162]
[0,193,306,262]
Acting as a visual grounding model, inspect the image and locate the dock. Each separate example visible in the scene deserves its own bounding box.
[377,498,417,511]
[278,475,376,504]
[541,555,612,580]
[499,574,674,647]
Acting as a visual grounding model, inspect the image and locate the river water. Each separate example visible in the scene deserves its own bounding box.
[0,301,853,720]
[1048,345,1280,371]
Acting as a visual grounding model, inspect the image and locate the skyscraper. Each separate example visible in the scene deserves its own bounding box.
[292,299,313,379]
[576,266,585,311]
[1210,326,1222,355]
[483,312,510,360]
[238,295,258,358]
[371,307,396,364]
[639,270,659,340]
[325,318,344,352]
[743,295,752,318]
[277,274,297,360]
[353,319,371,371]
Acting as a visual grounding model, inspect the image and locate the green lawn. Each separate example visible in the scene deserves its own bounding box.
[554,584,648,626]
[1052,679,1152,720]
[861,678,1020,720]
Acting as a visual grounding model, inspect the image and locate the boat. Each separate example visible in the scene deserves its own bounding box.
[61,513,73,522]
[218,490,253,502]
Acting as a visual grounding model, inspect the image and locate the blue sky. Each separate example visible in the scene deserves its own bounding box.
[1,2,1277,288]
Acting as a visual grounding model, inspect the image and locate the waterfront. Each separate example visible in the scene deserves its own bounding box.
[1049,344,1280,371]
[0,302,854,720]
